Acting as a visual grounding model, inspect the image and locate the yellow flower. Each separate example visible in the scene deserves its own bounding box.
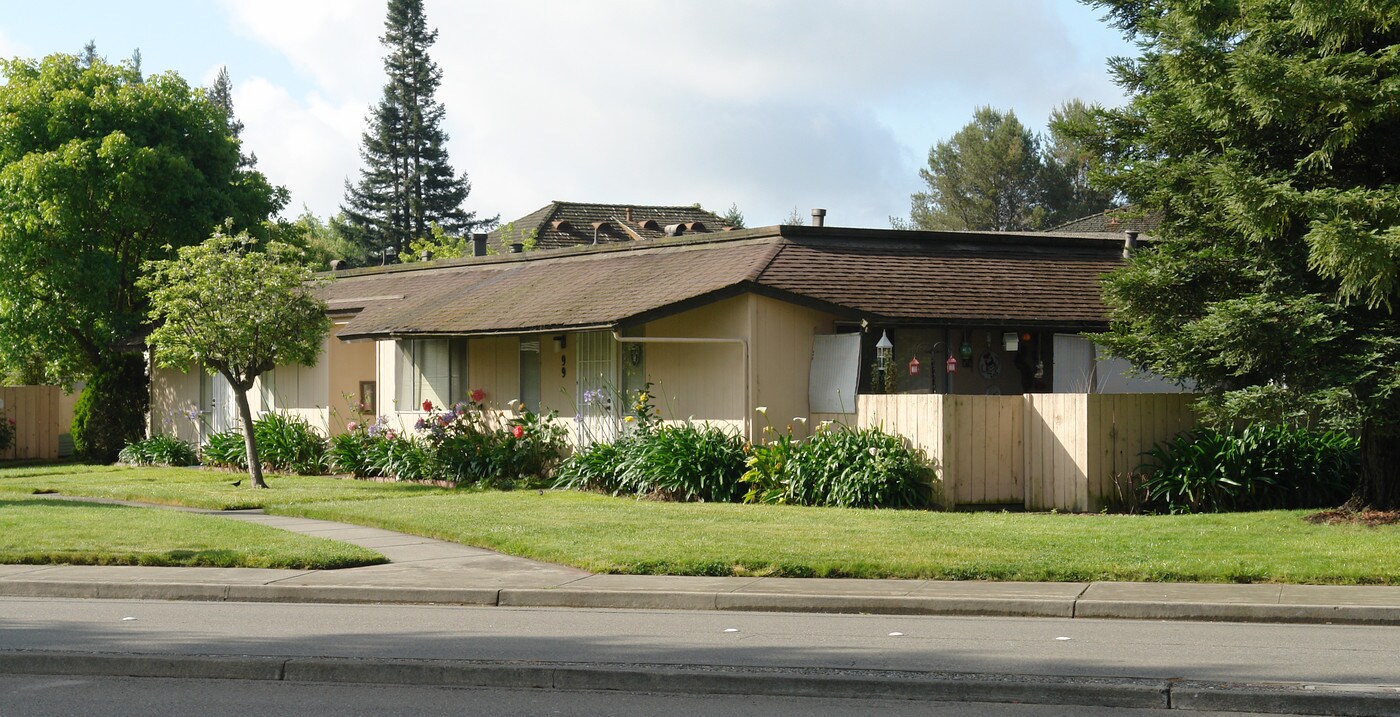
[638,392,649,402]
[623,415,636,423]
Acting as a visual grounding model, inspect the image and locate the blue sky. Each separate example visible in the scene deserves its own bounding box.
[0,1,1136,229]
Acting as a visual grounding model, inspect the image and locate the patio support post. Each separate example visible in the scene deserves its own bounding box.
[611,333,751,440]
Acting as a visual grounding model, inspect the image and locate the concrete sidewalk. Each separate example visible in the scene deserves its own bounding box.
[3,503,1400,625]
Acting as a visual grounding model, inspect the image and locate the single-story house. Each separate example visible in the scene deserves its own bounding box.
[149,209,1179,446]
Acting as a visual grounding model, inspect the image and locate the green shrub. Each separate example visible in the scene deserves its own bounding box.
[614,423,747,502]
[1142,425,1359,514]
[72,356,149,462]
[366,434,433,482]
[416,405,566,486]
[0,416,13,453]
[118,435,199,466]
[555,438,631,494]
[742,426,937,509]
[328,431,376,477]
[201,429,247,469]
[252,412,328,474]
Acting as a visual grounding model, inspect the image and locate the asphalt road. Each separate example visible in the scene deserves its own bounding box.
[0,675,1305,717]
[3,598,1399,685]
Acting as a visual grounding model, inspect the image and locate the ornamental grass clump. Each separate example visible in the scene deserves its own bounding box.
[202,412,329,474]
[741,424,938,509]
[117,435,199,467]
[615,423,747,502]
[1142,425,1359,514]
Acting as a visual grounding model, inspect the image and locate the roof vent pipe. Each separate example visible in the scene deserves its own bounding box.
[811,208,826,227]
[419,249,433,262]
[1123,230,1139,259]
[329,259,345,271]
[472,233,488,257]
[509,242,524,254]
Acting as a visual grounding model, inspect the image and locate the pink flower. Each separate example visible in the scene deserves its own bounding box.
[470,388,486,403]
[511,425,524,439]
[421,399,434,412]
[347,421,359,432]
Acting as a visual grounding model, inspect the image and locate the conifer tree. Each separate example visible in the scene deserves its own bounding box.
[341,0,492,259]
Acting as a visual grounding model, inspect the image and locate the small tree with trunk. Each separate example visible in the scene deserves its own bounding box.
[140,230,330,488]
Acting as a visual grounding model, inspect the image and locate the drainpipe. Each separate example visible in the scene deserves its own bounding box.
[611,332,752,441]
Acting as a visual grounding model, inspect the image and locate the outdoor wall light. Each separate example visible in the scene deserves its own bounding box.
[1003,332,1019,351]
[552,335,567,353]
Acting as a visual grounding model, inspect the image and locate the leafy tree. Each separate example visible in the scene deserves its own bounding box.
[896,106,1044,231]
[720,202,746,229]
[1041,99,1119,227]
[341,0,494,259]
[141,231,330,488]
[1081,0,1400,508]
[207,66,255,167]
[0,53,284,452]
[276,209,368,270]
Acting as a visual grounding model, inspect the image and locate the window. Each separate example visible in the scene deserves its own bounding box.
[397,338,468,409]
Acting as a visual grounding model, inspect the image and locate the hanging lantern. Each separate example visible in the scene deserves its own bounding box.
[945,355,958,373]
[876,331,894,371]
[908,355,921,376]
[959,336,973,361]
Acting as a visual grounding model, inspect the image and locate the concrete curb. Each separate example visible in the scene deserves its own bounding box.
[5,580,1400,626]
[5,650,1400,714]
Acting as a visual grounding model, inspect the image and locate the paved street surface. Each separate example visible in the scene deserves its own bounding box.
[0,675,1305,717]
[3,597,1398,685]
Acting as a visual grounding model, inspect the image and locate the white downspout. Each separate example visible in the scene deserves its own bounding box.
[612,333,752,441]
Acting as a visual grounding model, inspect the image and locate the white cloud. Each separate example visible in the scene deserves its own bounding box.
[218,0,1133,228]
[235,76,365,217]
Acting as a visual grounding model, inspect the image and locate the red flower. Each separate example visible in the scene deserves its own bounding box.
[421,399,434,412]
[511,425,524,439]
[470,388,486,403]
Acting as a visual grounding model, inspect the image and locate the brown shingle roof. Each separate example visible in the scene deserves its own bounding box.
[757,232,1120,325]
[1049,207,1163,234]
[490,201,734,250]
[330,226,1124,340]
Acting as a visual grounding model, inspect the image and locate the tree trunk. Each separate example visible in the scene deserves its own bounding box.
[1356,415,1400,510]
[232,386,267,489]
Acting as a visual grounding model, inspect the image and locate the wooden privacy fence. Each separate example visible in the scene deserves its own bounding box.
[856,393,1196,513]
[0,386,65,461]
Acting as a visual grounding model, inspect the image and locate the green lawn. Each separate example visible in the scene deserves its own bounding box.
[0,463,449,510]
[3,464,1397,584]
[273,491,1400,584]
[0,496,385,569]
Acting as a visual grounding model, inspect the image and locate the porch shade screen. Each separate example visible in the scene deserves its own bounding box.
[398,338,468,409]
[809,333,861,414]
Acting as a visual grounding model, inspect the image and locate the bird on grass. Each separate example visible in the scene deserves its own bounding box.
[231,479,242,487]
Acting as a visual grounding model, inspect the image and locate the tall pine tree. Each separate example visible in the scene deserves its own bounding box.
[342,0,492,259]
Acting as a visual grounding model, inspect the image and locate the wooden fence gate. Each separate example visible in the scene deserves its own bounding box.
[856,393,1195,512]
[0,386,64,461]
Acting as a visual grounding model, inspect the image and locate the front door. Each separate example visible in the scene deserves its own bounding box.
[201,371,238,438]
[575,331,617,446]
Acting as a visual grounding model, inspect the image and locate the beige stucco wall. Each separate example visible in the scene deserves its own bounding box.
[149,363,203,443]
[539,333,574,421]
[641,295,750,435]
[326,332,376,435]
[750,294,837,432]
[468,336,521,408]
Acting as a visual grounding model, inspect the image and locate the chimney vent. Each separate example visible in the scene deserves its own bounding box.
[329,259,345,271]
[1123,231,1140,258]
[472,233,488,257]
[509,242,524,254]
[811,208,827,227]
[664,223,686,237]
[419,249,433,262]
